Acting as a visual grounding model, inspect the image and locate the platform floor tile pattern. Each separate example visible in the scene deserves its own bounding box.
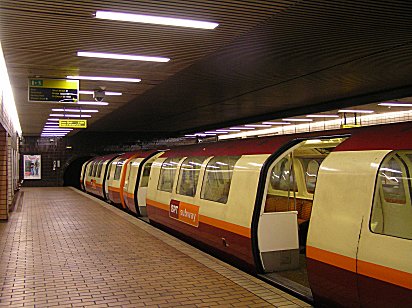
[0,187,311,307]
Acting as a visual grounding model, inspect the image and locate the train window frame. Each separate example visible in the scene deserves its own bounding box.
[96,161,104,178]
[176,156,206,197]
[113,159,126,181]
[157,157,182,193]
[370,151,412,240]
[140,161,153,188]
[200,156,240,204]
[107,161,114,180]
[88,161,96,177]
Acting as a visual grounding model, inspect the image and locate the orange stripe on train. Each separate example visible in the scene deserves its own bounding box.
[146,199,251,238]
[307,245,412,290]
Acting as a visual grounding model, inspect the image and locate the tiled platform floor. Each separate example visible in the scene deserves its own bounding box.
[0,187,311,307]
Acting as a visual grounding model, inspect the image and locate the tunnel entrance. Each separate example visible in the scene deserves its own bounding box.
[63,156,93,189]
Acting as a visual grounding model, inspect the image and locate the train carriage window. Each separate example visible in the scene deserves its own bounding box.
[89,161,96,176]
[113,159,126,181]
[96,161,104,178]
[158,157,181,192]
[107,162,114,180]
[177,157,206,197]
[370,151,412,240]
[140,162,153,188]
[201,156,240,204]
[270,157,298,192]
[302,158,323,194]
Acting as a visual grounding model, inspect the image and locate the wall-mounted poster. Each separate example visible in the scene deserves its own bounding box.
[23,155,41,180]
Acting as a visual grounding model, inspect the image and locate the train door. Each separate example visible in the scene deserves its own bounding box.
[357,151,412,307]
[136,154,163,216]
[257,137,347,288]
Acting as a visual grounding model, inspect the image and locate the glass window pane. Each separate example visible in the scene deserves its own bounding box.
[177,157,206,197]
[114,159,125,181]
[302,158,323,194]
[269,157,298,192]
[201,156,240,204]
[140,162,152,188]
[157,157,181,192]
[370,152,412,240]
[96,161,104,178]
[88,161,96,176]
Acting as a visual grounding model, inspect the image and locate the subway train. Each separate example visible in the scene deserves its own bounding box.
[80,121,412,307]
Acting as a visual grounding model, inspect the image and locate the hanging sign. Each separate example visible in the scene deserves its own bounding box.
[28,78,79,102]
[59,119,87,128]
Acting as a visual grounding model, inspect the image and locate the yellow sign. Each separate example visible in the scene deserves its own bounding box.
[341,124,361,129]
[59,119,87,128]
[28,78,79,102]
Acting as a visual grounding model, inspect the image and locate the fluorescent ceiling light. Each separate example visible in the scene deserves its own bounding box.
[262,122,291,125]
[215,130,233,132]
[230,127,255,130]
[282,118,313,122]
[204,133,217,135]
[338,109,374,114]
[47,118,60,121]
[95,10,219,29]
[78,51,170,63]
[51,108,98,113]
[79,90,122,96]
[306,114,339,118]
[205,131,227,134]
[378,103,412,107]
[245,124,272,128]
[43,128,72,131]
[77,101,109,106]
[67,75,141,83]
[45,122,58,125]
[49,114,92,118]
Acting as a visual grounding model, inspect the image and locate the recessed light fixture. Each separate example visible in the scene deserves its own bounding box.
[47,118,60,121]
[230,127,255,130]
[95,10,219,29]
[244,124,272,128]
[282,118,313,122]
[306,114,339,118]
[49,114,92,118]
[67,75,141,82]
[262,121,291,125]
[51,108,99,113]
[338,109,374,114]
[79,90,122,96]
[77,51,170,63]
[45,122,59,125]
[77,101,109,106]
[378,103,412,107]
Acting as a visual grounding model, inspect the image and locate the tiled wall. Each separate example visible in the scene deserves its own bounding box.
[0,131,8,219]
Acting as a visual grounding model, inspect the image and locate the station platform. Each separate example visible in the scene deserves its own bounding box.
[0,187,311,307]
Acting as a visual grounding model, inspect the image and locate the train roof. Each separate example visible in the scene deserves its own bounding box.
[117,149,158,159]
[91,153,121,162]
[161,121,412,158]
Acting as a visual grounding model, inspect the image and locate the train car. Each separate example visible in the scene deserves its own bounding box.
[144,122,412,307]
[105,150,160,211]
[84,154,120,200]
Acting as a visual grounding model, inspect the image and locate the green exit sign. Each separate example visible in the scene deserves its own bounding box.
[30,79,43,86]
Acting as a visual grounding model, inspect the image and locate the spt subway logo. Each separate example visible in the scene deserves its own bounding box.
[169,199,199,227]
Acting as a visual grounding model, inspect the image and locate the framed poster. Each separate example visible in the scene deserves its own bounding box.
[23,155,41,179]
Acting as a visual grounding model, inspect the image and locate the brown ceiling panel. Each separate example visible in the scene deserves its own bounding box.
[1,0,412,137]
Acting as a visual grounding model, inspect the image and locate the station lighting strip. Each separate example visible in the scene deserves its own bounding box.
[77,51,170,63]
[67,75,141,83]
[217,109,412,140]
[95,10,219,29]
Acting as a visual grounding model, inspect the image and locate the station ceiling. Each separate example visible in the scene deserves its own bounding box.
[1,1,412,137]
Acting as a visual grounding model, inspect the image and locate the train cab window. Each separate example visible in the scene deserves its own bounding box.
[158,157,181,192]
[201,156,240,204]
[370,152,412,240]
[140,162,153,188]
[107,162,114,180]
[113,159,126,181]
[96,161,104,178]
[177,157,206,197]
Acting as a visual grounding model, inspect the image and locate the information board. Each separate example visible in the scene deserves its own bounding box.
[28,78,79,102]
[59,119,87,128]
